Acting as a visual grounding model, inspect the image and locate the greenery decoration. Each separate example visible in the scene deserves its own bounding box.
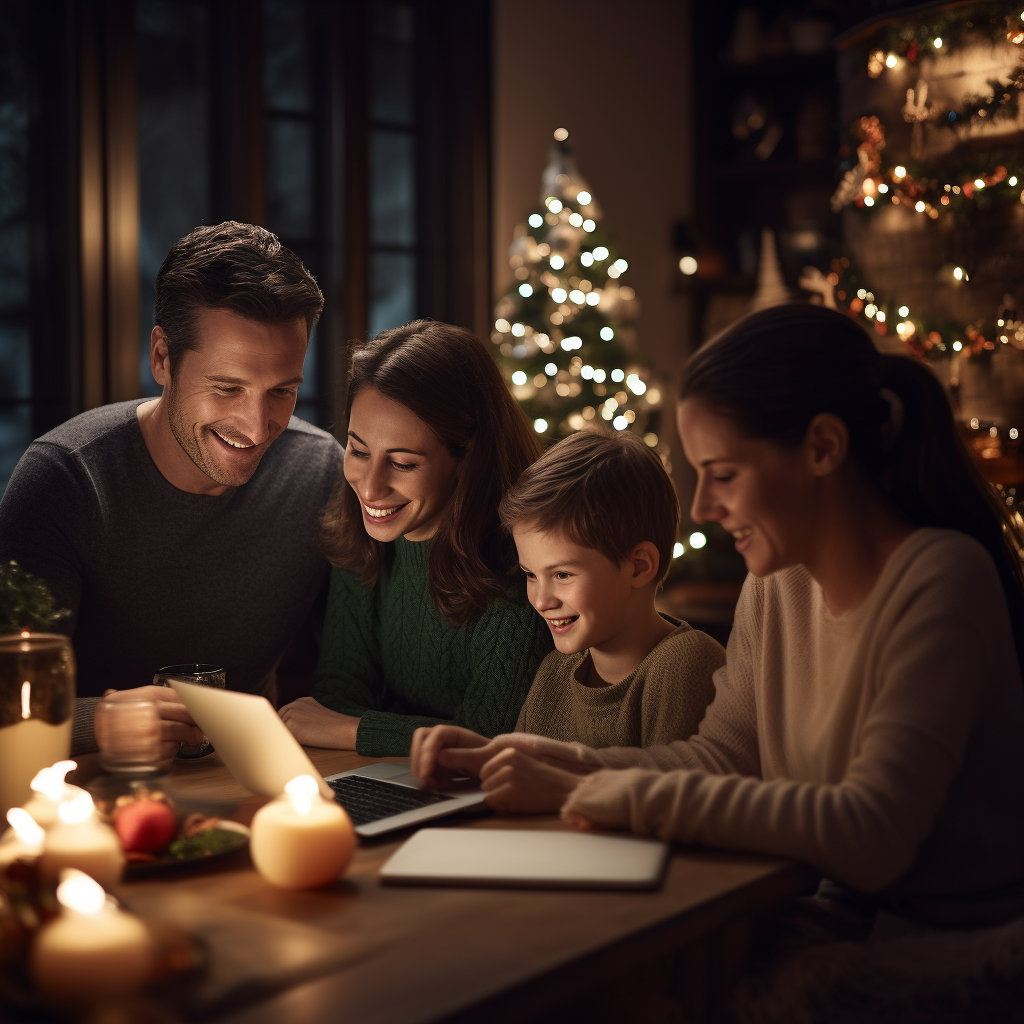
[0,561,70,634]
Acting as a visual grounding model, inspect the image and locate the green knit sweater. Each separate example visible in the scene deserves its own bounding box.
[311,536,554,756]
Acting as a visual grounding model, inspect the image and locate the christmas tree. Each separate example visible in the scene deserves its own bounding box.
[491,130,663,447]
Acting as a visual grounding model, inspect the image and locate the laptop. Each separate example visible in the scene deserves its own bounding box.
[169,681,486,837]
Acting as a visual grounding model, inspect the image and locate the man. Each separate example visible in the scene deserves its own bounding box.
[0,222,344,758]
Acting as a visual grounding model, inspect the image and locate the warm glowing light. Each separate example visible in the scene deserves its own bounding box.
[865,304,877,318]
[954,341,964,351]
[933,37,942,48]
[511,371,527,386]
[644,433,658,447]
[495,318,510,333]
[549,255,565,270]
[915,200,926,213]
[546,198,563,213]
[626,373,647,396]
[511,323,526,337]
[58,790,96,826]
[878,183,889,193]
[553,128,569,142]
[31,761,77,803]
[610,368,625,383]
[974,179,985,190]
[894,165,907,179]
[1012,428,1020,440]
[533,418,548,433]
[551,287,568,303]
[586,291,601,305]
[600,326,614,341]
[7,807,45,846]
[519,284,533,297]
[583,219,596,232]
[953,266,964,281]
[21,681,30,720]
[898,305,909,317]
[580,252,595,267]
[568,212,583,227]
[544,363,557,376]
[576,191,592,206]
[689,532,707,549]
[647,388,661,405]
[528,214,543,229]
[885,53,898,68]
[569,289,585,304]
[875,311,886,323]
[56,869,108,916]
[581,365,594,379]
[592,368,607,383]
[612,415,628,430]
[673,542,685,558]
[284,775,319,816]
[864,196,875,207]
[613,259,628,273]
[560,336,582,351]
[592,246,609,261]
[679,255,698,275]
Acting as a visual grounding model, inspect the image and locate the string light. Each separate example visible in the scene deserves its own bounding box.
[533,418,548,433]
[679,256,698,275]
[580,252,594,267]
[528,214,543,229]
[582,219,596,232]
[576,191,592,206]
[511,371,527,386]
[592,246,609,261]
[586,292,601,305]
[600,327,614,341]
[568,213,583,227]
[546,198,563,213]
[511,323,526,337]
[689,532,707,549]
[672,542,685,558]
[519,284,533,297]
[544,363,557,376]
[549,255,565,270]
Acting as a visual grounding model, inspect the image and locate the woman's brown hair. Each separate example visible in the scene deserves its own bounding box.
[320,320,542,625]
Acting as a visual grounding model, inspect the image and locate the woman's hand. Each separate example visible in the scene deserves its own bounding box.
[478,747,584,814]
[101,686,203,762]
[279,697,360,749]
[410,725,492,789]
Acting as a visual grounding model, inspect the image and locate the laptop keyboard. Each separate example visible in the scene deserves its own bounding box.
[327,775,452,826]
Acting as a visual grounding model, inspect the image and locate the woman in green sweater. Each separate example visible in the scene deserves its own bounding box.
[279,320,552,756]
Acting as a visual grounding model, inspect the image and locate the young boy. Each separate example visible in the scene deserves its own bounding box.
[500,429,724,749]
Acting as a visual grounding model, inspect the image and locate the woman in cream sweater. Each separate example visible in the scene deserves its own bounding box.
[413,304,1024,930]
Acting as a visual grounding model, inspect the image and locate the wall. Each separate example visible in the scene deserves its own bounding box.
[492,0,696,504]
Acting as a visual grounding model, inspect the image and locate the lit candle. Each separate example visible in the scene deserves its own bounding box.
[31,869,152,1005]
[0,807,45,868]
[250,774,355,889]
[40,790,124,889]
[22,760,81,829]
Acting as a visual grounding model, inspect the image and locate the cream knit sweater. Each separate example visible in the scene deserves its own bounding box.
[546,529,1024,926]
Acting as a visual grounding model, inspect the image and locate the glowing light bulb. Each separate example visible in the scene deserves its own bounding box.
[885,53,898,68]
[586,291,601,305]
[551,287,568,303]
[612,415,628,430]
[672,542,685,558]
[549,255,565,271]
[933,37,942,48]
[610,368,625,383]
[576,191,592,206]
[533,418,548,433]
[894,165,907,179]
[898,305,909,317]
[511,323,526,337]
[1012,428,1020,440]
[544,363,557,376]
[953,340,963,351]
[679,255,698,275]
[495,318,510,333]
[546,198,563,214]
[953,266,964,281]
[875,311,886,323]
[1010,176,1018,187]
[583,219,596,232]
[689,532,707,549]
[864,195,875,206]
[581,365,594,379]
[878,183,889,193]
[568,212,583,227]
[600,327,614,341]
[915,200,926,212]
[593,368,607,383]
[580,252,594,267]
[511,371,527,386]
[528,214,543,228]
[569,289,585,304]
[592,246,609,261]
[519,283,533,297]
[553,128,568,142]
[626,374,647,396]
[613,259,628,273]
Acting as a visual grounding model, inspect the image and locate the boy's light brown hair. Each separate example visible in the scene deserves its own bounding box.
[498,430,680,585]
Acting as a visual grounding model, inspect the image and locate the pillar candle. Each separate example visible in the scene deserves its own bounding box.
[250,775,355,889]
[0,807,45,868]
[31,869,152,1005]
[40,791,124,889]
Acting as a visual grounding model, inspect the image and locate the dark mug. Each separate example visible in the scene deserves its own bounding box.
[153,663,226,759]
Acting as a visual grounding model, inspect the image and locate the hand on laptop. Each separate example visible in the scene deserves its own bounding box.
[410,725,493,789]
[279,696,360,749]
[100,685,204,762]
[476,747,584,814]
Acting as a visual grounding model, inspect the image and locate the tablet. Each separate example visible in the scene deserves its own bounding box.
[379,828,670,890]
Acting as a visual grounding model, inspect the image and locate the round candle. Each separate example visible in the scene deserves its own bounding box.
[22,760,81,829]
[31,869,152,1005]
[40,790,125,889]
[250,775,355,889]
[0,807,45,868]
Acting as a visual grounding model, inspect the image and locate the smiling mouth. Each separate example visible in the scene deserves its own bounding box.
[546,615,578,633]
[212,428,256,450]
[363,503,408,521]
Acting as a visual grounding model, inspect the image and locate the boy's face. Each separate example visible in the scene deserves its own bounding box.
[513,525,637,656]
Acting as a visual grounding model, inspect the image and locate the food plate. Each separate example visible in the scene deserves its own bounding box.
[125,820,250,876]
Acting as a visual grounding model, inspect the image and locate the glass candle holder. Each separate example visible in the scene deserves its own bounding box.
[152,664,225,759]
[95,699,168,774]
[0,634,75,819]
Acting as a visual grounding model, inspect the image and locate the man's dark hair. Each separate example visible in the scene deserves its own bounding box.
[153,221,324,371]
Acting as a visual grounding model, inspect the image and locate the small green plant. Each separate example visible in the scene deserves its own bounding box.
[0,561,70,634]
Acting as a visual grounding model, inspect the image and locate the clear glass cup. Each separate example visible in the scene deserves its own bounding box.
[152,663,225,759]
[0,633,75,817]
[95,698,168,773]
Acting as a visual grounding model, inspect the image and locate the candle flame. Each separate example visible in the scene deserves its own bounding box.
[57,789,96,825]
[5,807,45,847]
[30,760,78,803]
[56,869,107,916]
[19,629,30,638]
[284,774,319,816]
[20,681,30,719]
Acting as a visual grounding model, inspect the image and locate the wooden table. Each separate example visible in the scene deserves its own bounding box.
[73,751,816,1024]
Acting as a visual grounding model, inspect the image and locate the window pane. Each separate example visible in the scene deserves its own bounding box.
[295,323,318,422]
[370,2,414,45]
[263,0,312,114]
[370,18,415,127]
[136,0,210,396]
[370,129,415,246]
[369,251,415,335]
[0,325,29,402]
[0,405,31,494]
[266,117,314,240]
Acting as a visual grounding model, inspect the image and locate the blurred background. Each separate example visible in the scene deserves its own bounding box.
[3,0,1023,630]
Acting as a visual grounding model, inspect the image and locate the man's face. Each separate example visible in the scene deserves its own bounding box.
[163,308,307,489]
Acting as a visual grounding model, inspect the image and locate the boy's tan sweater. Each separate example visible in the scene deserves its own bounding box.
[515,616,725,748]
[559,529,1024,926]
